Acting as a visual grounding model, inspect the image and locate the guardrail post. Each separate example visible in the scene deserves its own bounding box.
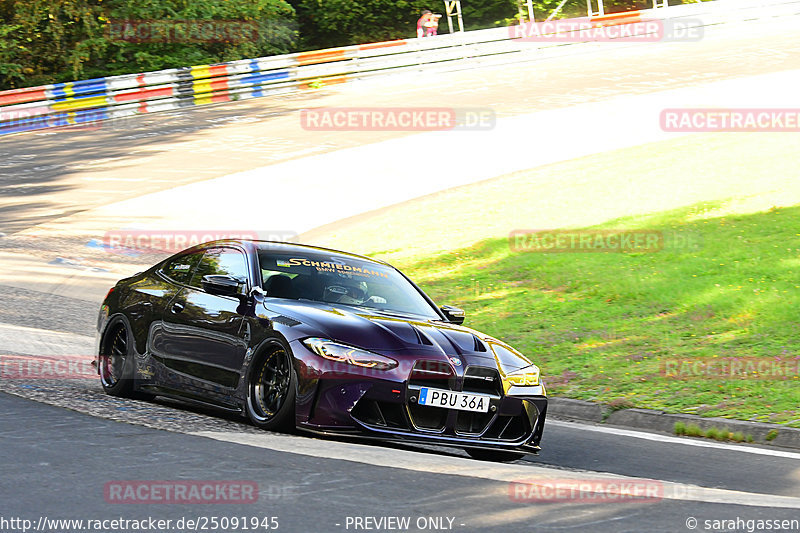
[587,0,605,17]
[444,0,464,32]
[653,0,667,7]
[516,0,536,22]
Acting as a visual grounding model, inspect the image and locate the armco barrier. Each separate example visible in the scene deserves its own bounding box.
[1,0,798,136]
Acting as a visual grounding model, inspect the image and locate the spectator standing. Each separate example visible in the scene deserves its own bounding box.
[417,9,432,38]
[424,13,441,37]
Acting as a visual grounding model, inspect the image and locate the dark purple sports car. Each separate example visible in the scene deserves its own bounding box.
[96,240,546,461]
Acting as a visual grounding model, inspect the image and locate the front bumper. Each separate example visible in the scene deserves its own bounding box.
[347,393,547,453]
[291,342,547,453]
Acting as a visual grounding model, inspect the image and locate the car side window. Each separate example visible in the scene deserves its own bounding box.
[161,252,203,285]
[190,247,249,289]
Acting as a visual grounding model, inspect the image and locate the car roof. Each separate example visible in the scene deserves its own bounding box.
[193,239,392,267]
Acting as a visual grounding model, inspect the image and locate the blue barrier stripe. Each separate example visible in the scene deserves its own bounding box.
[70,80,108,94]
[239,71,290,86]
[51,77,109,99]
[53,76,106,89]
[51,91,109,102]
[52,78,107,92]
[51,78,108,102]
[0,123,45,134]
[48,114,72,127]
[72,108,109,122]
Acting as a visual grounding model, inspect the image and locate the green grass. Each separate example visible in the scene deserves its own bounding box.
[399,206,800,425]
[309,132,800,427]
[674,422,753,443]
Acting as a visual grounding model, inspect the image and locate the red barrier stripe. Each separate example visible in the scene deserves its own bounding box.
[210,79,229,91]
[0,85,48,96]
[296,49,348,65]
[137,74,146,87]
[211,92,232,103]
[592,11,641,23]
[114,86,175,103]
[359,40,407,51]
[208,65,229,77]
[0,88,48,106]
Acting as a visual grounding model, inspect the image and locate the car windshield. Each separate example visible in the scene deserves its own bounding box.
[257,248,440,319]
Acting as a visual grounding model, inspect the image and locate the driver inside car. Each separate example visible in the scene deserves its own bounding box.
[323,280,387,305]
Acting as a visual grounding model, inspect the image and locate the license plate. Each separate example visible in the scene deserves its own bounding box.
[417,387,491,413]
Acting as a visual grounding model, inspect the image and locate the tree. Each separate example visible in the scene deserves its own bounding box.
[0,0,298,90]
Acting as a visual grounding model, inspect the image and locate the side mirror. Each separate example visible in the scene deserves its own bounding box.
[440,305,465,324]
[201,274,245,298]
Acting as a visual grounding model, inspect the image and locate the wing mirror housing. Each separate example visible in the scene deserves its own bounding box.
[201,275,246,298]
[440,305,465,324]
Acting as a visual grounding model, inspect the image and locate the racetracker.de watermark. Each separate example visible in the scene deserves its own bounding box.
[106,19,260,43]
[0,109,126,132]
[509,230,702,253]
[660,357,800,380]
[104,481,258,504]
[101,230,298,254]
[509,478,663,503]
[661,109,800,132]
[509,17,703,42]
[299,107,496,131]
[0,355,96,380]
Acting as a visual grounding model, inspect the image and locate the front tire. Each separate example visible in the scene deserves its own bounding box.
[465,448,526,462]
[98,323,135,397]
[245,344,297,431]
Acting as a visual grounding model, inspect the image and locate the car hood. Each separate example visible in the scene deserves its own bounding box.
[262,299,534,372]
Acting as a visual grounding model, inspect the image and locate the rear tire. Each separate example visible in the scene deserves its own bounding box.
[98,323,135,398]
[245,344,297,431]
[465,448,526,462]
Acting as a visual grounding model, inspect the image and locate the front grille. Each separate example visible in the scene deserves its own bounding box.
[407,403,448,431]
[408,360,455,390]
[352,359,539,444]
[407,363,505,436]
[462,366,502,396]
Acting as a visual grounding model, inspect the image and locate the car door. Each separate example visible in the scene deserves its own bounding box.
[159,246,252,405]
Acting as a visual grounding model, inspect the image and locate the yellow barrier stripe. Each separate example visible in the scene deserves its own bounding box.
[194,94,213,106]
[192,81,214,95]
[191,65,212,80]
[51,95,107,111]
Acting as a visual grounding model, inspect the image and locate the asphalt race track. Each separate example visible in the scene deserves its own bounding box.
[3,391,800,532]
[2,10,800,533]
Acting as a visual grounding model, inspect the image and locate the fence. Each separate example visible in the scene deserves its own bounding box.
[0,0,798,136]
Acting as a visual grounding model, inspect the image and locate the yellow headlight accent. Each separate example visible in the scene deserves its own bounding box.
[506,370,539,386]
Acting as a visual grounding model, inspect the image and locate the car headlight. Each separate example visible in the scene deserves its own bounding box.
[302,338,398,371]
[505,365,540,386]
